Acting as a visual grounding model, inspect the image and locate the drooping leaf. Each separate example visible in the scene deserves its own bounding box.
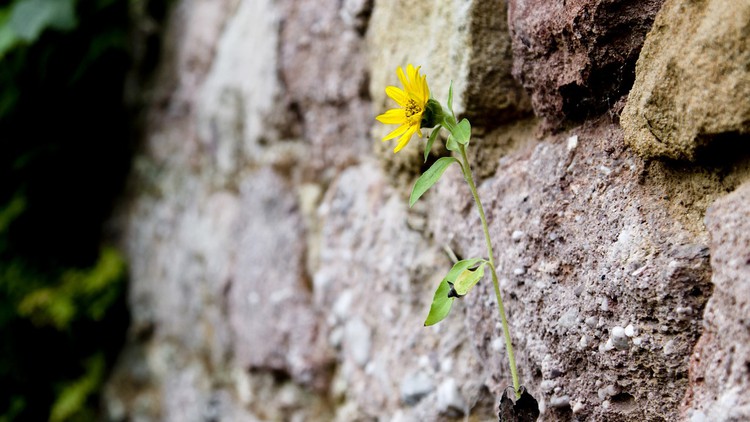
[453,118,471,145]
[453,262,486,296]
[424,124,442,162]
[445,258,484,283]
[409,156,458,207]
[424,258,485,326]
[424,279,454,326]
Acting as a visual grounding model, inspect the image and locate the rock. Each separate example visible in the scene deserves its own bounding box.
[344,318,372,367]
[610,326,629,350]
[624,324,636,337]
[621,0,750,161]
[549,395,571,409]
[681,182,750,418]
[436,378,466,416]
[508,0,665,127]
[229,169,333,390]
[275,0,372,176]
[400,372,435,406]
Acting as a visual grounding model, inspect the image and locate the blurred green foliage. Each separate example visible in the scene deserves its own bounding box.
[0,0,142,420]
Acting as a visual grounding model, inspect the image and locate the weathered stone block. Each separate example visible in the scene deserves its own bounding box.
[682,181,750,419]
[508,0,664,127]
[621,0,750,161]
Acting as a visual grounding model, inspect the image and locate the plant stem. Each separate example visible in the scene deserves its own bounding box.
[459,144,521,398]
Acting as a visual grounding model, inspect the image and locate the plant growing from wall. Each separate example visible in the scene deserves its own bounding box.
[376,65,532,408]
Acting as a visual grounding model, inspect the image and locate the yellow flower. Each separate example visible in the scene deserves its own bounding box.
[376,64,430,153]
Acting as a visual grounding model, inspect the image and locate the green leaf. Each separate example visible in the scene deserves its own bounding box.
[445,134,459,152]
[409,156,458,207]
[9,0,77,42]
[445,258,484,283]
[453,262,486,296]
[424,279,454,326]
[453,118,471,145]
[424,124,442,163]
[424,258,485,326]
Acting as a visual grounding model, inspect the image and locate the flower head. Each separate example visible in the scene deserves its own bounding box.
[376,64,430,153]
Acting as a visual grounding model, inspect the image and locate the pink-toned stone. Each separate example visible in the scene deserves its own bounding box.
[682,182,750,419]
[508,0,664,128]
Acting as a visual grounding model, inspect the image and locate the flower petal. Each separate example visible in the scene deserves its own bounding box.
[385,86,408,105]
[407,64,416,84]
[382,123,410,141]
[376,108,407,124]
[397,66,409,91]
[393,125,418,152]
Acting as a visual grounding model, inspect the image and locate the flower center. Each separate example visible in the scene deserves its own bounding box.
[405,99,422,121]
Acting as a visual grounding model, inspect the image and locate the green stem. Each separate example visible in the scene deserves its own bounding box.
[459,144,521,398]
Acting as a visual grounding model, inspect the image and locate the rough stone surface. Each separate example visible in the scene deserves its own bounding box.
[508,0,664,128]
[682,181,750,419]
[104,0,750,420]
[621,0,750,161]
[427,118,749,420]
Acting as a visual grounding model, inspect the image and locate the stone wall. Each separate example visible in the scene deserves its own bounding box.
[105,0,750,420]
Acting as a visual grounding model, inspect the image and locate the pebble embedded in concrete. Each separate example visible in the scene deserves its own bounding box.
[600,297,610,312]
[572,400,585,413]
[578,335,589,350]
[585,316,598,328]
[567,135,578,151]
[492,337,505,352]
[598,384,620,401]
[611,326,629,350]
[550,395,571,409]
[624,324,636,337]
[663,340,676,355]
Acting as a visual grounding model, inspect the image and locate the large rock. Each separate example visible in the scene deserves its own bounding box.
[427,118,747,420]
[508,0,664,127]
[682,182,750,419]
[621,0,750,161]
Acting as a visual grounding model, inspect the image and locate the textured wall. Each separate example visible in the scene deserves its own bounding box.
[105,0,750,420]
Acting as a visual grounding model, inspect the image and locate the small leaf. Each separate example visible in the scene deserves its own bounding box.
[409,156,458,207]
[445,134,459,152]
[424,258,485,326]
[424,124,442,163]
[447,80,454,116]
[424,279,455,326]
[453,118,471,145]
[453,262,486,296]
[445,258,484,283]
